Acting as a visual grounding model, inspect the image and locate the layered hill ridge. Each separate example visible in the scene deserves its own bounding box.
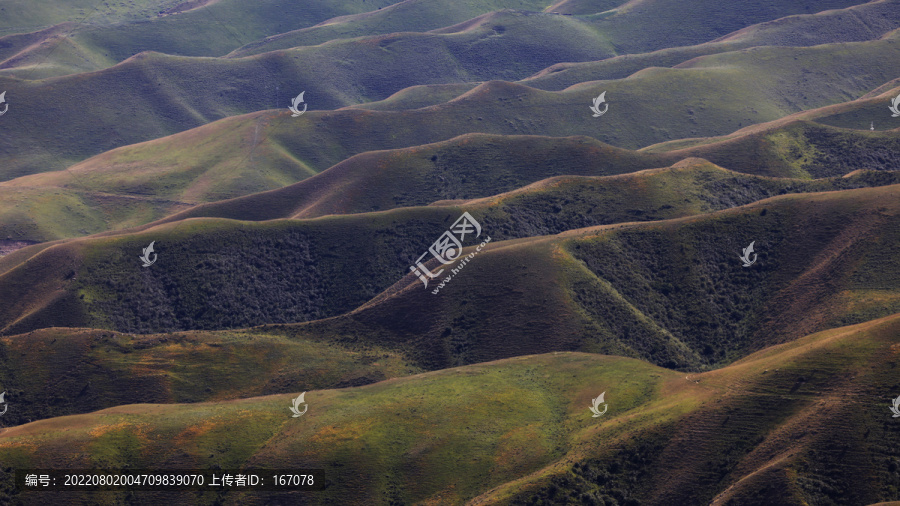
[159,122,900,226]
[2,10,898,179]
[525,1,900,89]
[290,184,899,372]
[0,0,402,76]
[2,2,899,504]
[3,108,897,242]
[5,0,872,78]
[0,182,896,375]
[1,313,898,504]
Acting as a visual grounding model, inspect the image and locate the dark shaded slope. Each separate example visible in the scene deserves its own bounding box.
[281,185,900,372]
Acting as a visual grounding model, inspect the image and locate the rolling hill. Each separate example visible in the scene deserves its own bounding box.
[0,327,420,427]
[0,182,896,374]
[1,313,897,504]
[525,0,900,89]
[2,1,899,503]
[0,0,401,77]
[159,123,900,225]
[2,107,897,242]
[2,13,898,180]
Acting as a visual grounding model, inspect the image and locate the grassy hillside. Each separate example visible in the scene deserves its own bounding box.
[492,313,900,505]
[1,183,896,374]
[1,314,898,504]
[228,0,563,57]
[161,128,900,226]
[0,186,192,242]
[643,86,900,153]
[0,0,401,76]
[286,184,900,372]
[586,0,870,54]
[0,327,419,427]
[671,120,900,179]
[525,3,900,89]
[4,114,896,242]
[6,0,872,79]
[0,0,174,36]
[160,134,665,222]
[227,0,880,59]
[4,20,899,180]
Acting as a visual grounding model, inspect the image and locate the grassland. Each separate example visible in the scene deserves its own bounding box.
[0,314,897,504]
[0,327,420,426]
[525,1,900,89]
[0,183,896,376]
[3,17,898,181]
[3,113,897,242]
[0,0,401,73]
[2,2,899,503]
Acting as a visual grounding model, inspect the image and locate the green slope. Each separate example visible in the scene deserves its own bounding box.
[525,1,900,89]
[0,327,419,427]
[1,314,898,504]
[0,186,192,242]
[3,18,899,180]
[6,0,870,78]
[0,0,401,76]
[160,128,900,226]
[586,0,870,54]
[3,110,897,242]
[0,0,175,36]
[228,1,562,57]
